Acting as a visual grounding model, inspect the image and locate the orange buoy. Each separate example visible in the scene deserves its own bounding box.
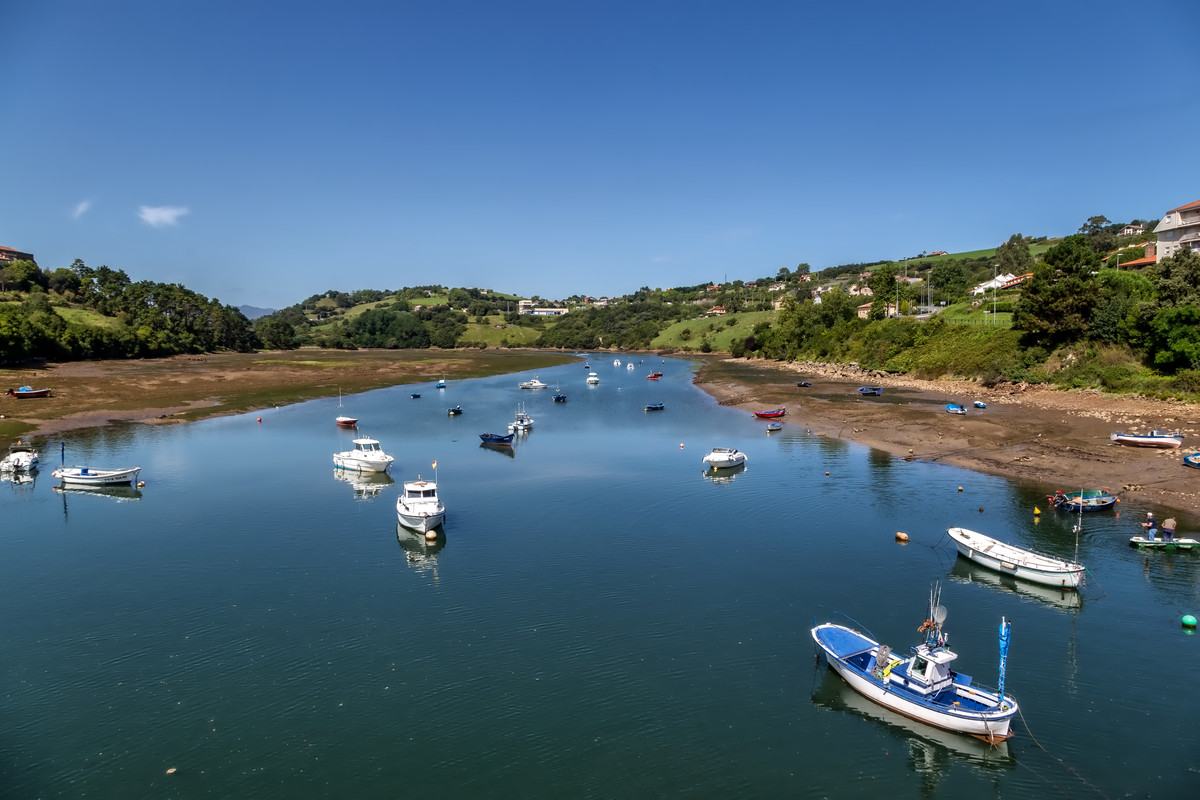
[825,471,830,476]
[257,417,262,423]
[895,531,909,542]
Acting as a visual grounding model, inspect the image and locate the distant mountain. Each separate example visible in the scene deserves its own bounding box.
[239,305,276,320]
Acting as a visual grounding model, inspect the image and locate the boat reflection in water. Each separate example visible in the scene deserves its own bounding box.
[396,523,445,578]
[479,442,516,459]
[332,468,394,499]
[52,483,143,502]
[701,461,746,484]
[948,557,1083,613]
[812,672,1012,786]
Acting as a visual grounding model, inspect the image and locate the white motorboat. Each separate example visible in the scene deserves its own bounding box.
[946,527,1085,588]
[0,439,39,472]
[396,477,445,533]
[518,377,548,390]
[1109,430,1183,448]
[627,363,635,370]
[586,372,600,385]
[332,436,395,473]
[508,404,534,432]
[812,584,1019,744]
[702,447,747,470]
[613,359,621,366]
[51,465,141,486]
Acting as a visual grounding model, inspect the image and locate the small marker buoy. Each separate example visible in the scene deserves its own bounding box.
[425,530,437,542]
[895,531,909,542]
[257,417,262,422]
[825,471,830,476]
[957,486,963,493]
[1115,498,1121,503]
[978,507,984,513]
[137,481,145,488]
[166,768,177,775]
[1184,615,1197,628]
[680,443,684,449]
[1034,507,1041,515]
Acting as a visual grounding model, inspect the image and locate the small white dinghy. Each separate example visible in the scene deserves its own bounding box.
[947,527,1085,588]
[702,447,746,470]
[52,465,141,486]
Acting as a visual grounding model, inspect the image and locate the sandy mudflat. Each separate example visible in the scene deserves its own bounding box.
[694,357,1200,518]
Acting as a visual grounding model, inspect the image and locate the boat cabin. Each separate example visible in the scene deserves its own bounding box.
[404,481,438,500]
[354,439,383,454]
[886,644,961,696]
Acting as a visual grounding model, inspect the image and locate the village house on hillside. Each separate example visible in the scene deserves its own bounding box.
[1155,199,1200,261]
[1120,223,1146,237]
[0,245,35,263]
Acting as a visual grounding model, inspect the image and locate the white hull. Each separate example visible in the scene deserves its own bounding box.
[947,527,1084,588]
[822,646,1015,741]
[703,448,746,470]
[52,466,141,486]
[332,455,392,473]
[396,479,445,533]
[1110,433,1182,448]
[1,452,38,471]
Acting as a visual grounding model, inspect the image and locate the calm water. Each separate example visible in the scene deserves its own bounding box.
[2,357,1198,798]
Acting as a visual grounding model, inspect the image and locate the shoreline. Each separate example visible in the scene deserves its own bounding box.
[6,349,1198,518]
[693,357,1200,519]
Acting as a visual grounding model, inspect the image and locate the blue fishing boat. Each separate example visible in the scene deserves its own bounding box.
[812,584,1018,744]
[857,386,883,396]
[946,403,966,415]
[410,393,421,399]
[797,381,812,387]
[479,432,514,445]
[644,403,664,412]
[973,400,987,409]
[1047,489,1116,512]
[1183,452,1200,469]
[765,422,783,433]
[447,405,463,416]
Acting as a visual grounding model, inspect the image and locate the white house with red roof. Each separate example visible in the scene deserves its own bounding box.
[1155,200,1200,261]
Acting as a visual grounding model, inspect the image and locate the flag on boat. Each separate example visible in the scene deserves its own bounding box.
[998,616,1011,709]
[432,461,437,469]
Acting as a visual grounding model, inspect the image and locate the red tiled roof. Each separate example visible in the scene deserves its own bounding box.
[1167,199,1200,213]
[1116,256,1156,267]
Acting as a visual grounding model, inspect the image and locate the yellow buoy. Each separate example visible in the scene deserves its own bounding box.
[957,486,963,493]
[1034,507,1041,515]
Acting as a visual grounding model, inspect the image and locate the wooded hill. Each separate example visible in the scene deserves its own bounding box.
[4,219,1197,399]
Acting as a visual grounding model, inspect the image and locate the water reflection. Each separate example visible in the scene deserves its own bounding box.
[396,523,445,578]
[479,442,516,458]
[52,483,143,502]
[947,557,1083,613]
[332,467,394,499]
[812,672,1012,787]
[701,462,746,483]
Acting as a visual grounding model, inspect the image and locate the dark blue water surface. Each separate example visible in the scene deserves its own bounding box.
[2,356,1198,798]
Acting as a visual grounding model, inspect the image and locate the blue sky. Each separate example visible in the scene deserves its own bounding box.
[3,1,1197,310]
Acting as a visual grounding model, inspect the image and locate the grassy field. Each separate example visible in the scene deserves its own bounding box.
[460,316,543,347]
[651,310,774,350]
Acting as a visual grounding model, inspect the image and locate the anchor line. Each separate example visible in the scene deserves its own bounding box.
[1016,704,1111,799]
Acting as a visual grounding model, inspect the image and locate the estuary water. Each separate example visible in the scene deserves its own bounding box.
[2,356,1198,798]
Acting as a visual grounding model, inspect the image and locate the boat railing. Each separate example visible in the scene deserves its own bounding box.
[828,611,879,645]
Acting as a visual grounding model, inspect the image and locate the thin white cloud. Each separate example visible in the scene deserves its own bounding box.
[72,200,91,219]
[138,205,190,228]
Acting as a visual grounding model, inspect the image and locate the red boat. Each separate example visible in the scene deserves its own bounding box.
[335,415,358,428]
[753,408,786,419]
[6,386,51,399]
[646,372,663,380]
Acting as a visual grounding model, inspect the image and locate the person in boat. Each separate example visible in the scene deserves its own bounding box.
[1162,516,1177,542]
[1142,512,1157,541]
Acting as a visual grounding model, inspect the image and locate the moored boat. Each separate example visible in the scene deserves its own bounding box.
[51,465,142,486]
[518,377,548,390]
[332,436,395,473]
[479,432,515,445]
[702,447,746,470]
[946,526,1085,588]
[811,584,1018,744]
[646,371,663,380]
[857,386,883,396]
[553,385,567,403]
[447,405,463,416]
[1110,430,1183,448]
[765,422,783,433]
[1129,536,1198,550]
[335,415,358,428]
[973,400,987,409]
[753,408,785,419]
[796,381,812,387]
[1047,489,1116,512]
[946,403,966,415]
[0,439,39,472]
[586,372,600,385]
[1182,452,1200,469]
[508,404,534,431]
[644,402,664,412]
[5,385,51,399]
[396,476,445,534]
